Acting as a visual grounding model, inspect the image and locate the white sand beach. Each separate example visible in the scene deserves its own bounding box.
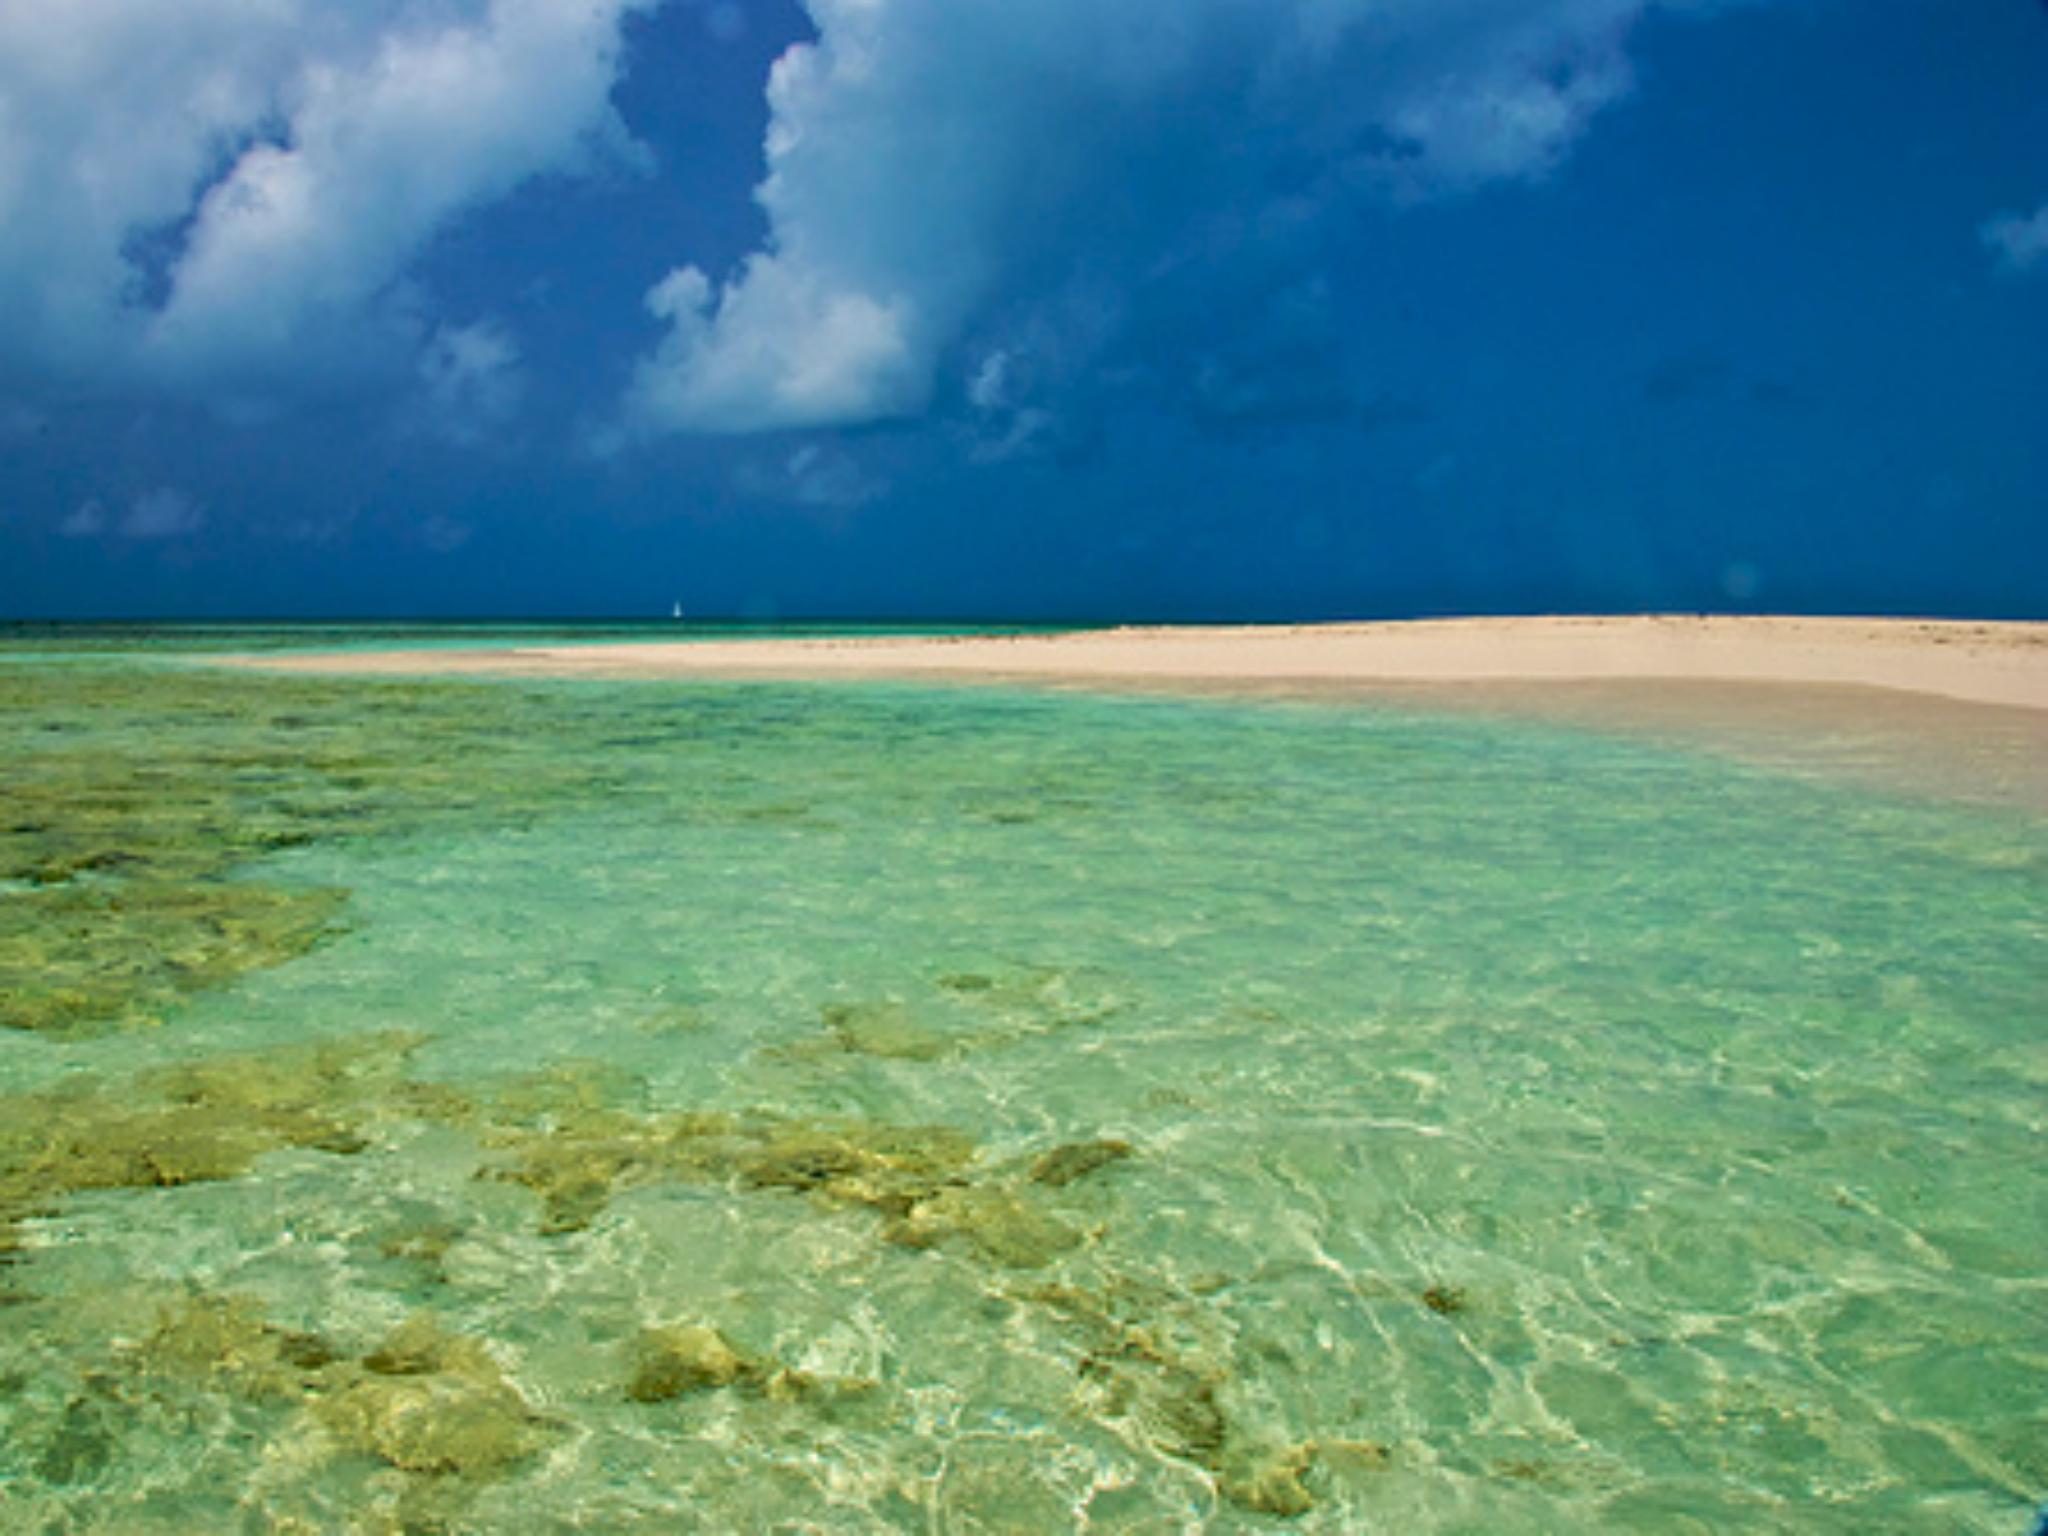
[237,614,2045,707]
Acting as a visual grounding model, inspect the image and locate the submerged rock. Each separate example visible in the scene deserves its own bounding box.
[109,1295,546,1483]
[317,1315,547,1477]
[0,1035,420,1277]
[1026,1272,1323,1517]
[1143,1371,1230,1466]
[1028,1138,1133,1188]
[1313,1437,1391,1476]
[884,1185,1082,1269]
[0,879,349,1036]
[736,1120,977,1217]
[132,1293,339,1403]
[320,1370,543,1477]
[1218,1441,1318,1518]
[376,1215,468,1284]
[484,1103,976,1235]
[934,963,1129,1035]
[819,1000,954,1061]
[1420,1284,1467,1316]
[360,1314,469,1378]
[625,1324,764,1402]
[33,1389,121,1486]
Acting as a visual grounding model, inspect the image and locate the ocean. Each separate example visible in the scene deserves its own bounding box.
[2,627,2041,1532]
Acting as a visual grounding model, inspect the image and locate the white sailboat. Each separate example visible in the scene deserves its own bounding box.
[671,601,684,620]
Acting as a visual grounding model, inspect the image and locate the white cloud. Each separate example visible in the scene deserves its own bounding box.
[120,487,206,541]
[630,260,920,434]
[1981,205,2048,273]
[961,348,1058,462]
[736,441,886,509]
[0,403,47,439]
[58,501,110,539]
[418,513,473,553]
[413,319,524,446]
[58,488,205,540]
[0,0,653,401]
[622,0,1720,438]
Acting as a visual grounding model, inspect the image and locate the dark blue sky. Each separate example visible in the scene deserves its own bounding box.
[1,0,2042,620]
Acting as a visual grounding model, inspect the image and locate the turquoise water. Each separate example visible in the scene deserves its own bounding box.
[1,644,2042,1532]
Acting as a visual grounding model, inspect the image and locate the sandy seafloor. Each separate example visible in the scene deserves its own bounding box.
[2,618,2044,1533]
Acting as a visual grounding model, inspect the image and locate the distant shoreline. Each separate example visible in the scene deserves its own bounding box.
[225,614,2047,712]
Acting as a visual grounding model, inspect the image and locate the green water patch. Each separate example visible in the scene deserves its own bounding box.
[0,664,617,1033]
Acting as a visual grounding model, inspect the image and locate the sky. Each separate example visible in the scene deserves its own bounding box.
[0,0,2042,621]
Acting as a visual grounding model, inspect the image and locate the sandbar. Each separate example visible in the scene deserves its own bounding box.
[230,614,2043,706]
[226,616,2048,809]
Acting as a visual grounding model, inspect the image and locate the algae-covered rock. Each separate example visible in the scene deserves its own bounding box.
[758,1368,880,1410]
[131,1293,338,1403]
[377,1216,468,1284]
[1130,1367,1319,1516]
[484,1105,710,1233]
[1028,1139,1133,1188]
[1420,1284,1467,1316]
[33,1388,122,1486]
[0,879,349,1035]
[321,1371,542,1477]
[818,1000,955,1061]
[487,1060,648,1124]
[1,1034,409,1195]
[737,1120,976,1216]
[318,1315,546,1477]
[492,1141,641,1235]
[113,1298,545,1481]
[1023,1270,1321,1516]
[1141,1370,1230,1466]
[934,963,1129,1035]
[0,1035,425,1288]
[140,1030,424,1120]
[884,1185,1082,1269]
[625,1324,764,1401]
[1218,1441,1318,1518]
[484,1104,977,1235]
[1313,1438,1390,1477]
[360,1314,471,1378]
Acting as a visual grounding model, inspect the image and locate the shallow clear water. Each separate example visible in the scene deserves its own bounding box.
[1,642,2042,1533]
